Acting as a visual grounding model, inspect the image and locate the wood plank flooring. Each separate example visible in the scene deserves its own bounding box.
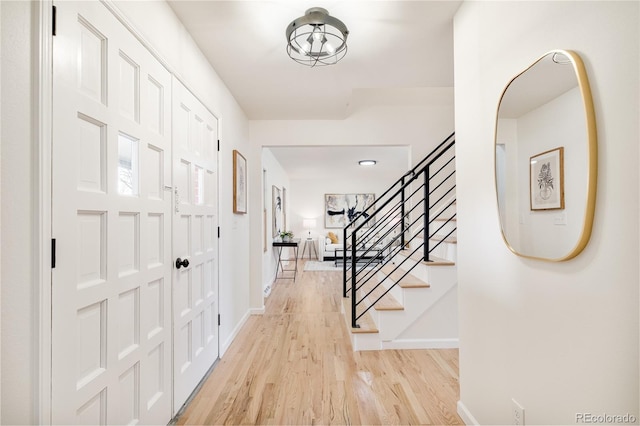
[176,259,463,425]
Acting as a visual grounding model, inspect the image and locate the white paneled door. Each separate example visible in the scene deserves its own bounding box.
[52,2,173,424]
[171,79,220,413]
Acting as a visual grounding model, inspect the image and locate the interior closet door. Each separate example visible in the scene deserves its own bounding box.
[171,78,220,412]
[51,1,172,423]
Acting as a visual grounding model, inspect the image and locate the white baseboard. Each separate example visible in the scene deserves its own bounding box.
[220,306,267,357]
[352,333,382,351]
[264,270,278,298]
[381,338,459,350]
[457,400,479,425]
[219,309,251,357]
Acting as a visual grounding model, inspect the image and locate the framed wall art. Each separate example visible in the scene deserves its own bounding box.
[263,169,267,252]
[324,193,375,228]
[530,147,564,210]
[272,185,282,237]
[233,150,247,214]
[282,187,287,232]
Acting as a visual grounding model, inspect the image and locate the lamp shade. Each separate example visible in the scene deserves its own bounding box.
[302,219,317,229]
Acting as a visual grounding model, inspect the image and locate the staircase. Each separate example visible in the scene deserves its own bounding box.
[341,132,458,351]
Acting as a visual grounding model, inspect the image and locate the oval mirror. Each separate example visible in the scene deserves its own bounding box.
[495,50,597,261]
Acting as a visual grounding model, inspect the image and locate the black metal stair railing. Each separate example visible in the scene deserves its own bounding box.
[342,132,456,329]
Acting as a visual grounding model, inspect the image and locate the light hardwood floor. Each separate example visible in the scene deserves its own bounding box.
[176,259,463,425]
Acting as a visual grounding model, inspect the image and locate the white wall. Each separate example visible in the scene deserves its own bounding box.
[0,3,3,419]
[261,149,290,294]
[250,88,454,168]
[496,119,518,246]
[454,1,639,424]
[1,1,36,423]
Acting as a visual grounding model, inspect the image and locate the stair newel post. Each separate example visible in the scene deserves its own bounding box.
[400,176,406,249]
[351,230,359,328]
[343,227,348,297]
[423,167,430,262]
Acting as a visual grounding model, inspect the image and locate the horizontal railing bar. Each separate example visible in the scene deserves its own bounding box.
[429,213,457,239]
[429,185,456,211]
[428,227,457,254]
[355,245,425,319]
[347,133,454,227]
[349,133,455,329]
[413,132,456,178]
[348,140,455,236]
[428,199,457,224]
[428,171,456,196]
[429,155,455,181]
[354,230,420,297]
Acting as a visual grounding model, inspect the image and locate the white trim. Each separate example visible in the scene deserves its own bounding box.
[457,400,479,425]
[263,265,278,298]
[249,307,265,315]
[36,1,53,424]
[219,310,251,357]
[380,338,459,350]
[0,0,2,417]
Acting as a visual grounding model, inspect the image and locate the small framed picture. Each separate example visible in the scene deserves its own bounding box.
[272,185,282,237]
[233,150,247,214]
[530,147,564,210]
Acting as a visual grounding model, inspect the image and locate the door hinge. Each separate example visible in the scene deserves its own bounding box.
[52,5,57,36]
[218,227,220,238]
[217,314,221,326]
[217,139,220,152]
[51,238,56,268]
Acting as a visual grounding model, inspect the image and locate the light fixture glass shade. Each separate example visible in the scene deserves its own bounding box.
[302,218,317,229]
[286,8,349,67]
[302,218,317,236]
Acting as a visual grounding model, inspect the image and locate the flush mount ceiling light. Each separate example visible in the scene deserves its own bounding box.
[286,7,349,67]
[359,160,377,166]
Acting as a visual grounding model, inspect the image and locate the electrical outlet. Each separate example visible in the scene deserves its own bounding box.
[554,212,567,225]
[512,399,525,425]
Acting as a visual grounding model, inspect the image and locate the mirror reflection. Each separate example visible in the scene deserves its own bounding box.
[495,50,597,261]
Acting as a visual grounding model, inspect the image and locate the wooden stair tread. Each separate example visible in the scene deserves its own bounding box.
[407,252,456,266]
[433,217,457,221]
[359,277,404,310]
[342,297,378,333]
[380,264,430,288]
[430,235,457,243]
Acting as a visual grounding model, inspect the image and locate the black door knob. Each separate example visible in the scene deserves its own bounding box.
[175,258,190,269]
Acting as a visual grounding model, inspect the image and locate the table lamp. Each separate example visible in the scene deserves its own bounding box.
[302,218,317,238]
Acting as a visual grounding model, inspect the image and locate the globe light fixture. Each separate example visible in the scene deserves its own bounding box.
[286,7,349,67]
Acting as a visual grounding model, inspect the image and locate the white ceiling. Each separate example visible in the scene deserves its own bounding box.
[266,145,410,180]
[498,52,580,118]
[166,0,461,120]
[166,1,461,178]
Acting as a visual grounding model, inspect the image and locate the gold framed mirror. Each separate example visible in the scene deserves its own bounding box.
[495,50,597,261]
